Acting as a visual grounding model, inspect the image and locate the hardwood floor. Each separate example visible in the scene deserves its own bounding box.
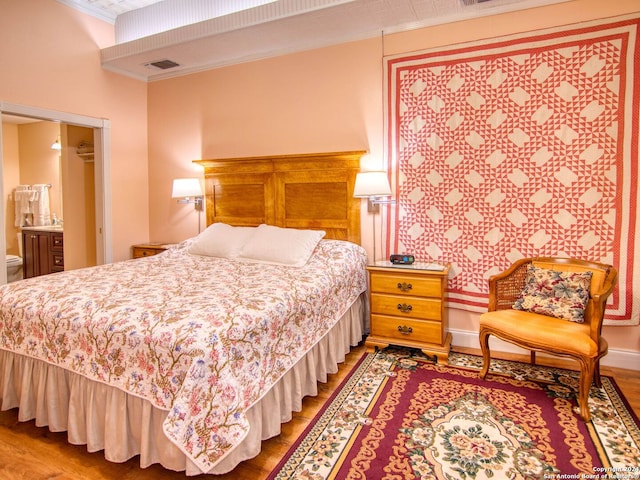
[1,343,638,479]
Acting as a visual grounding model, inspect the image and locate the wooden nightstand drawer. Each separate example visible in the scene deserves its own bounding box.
[370,314,443,345]
[370,293,442,321]
[132,243,173,259]
[370,274,442,297]
[134,247,161,258]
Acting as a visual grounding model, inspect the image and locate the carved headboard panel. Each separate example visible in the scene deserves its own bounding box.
[194,151,364,244]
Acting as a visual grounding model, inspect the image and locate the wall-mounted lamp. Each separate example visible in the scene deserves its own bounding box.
[51,137,61,151]
[172,178,204,233]
[353,171,396,262]
[172,178,203,208]
[353,171,396,212]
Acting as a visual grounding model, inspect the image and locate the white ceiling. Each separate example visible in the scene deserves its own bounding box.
[58,0,571,82]
[58,0,165,22]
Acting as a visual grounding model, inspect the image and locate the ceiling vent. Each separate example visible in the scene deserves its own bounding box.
[145,59,180,70]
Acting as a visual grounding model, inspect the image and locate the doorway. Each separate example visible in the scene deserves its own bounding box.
[0,102,112,284]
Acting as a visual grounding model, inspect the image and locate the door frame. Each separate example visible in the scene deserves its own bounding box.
[0,102,112,283]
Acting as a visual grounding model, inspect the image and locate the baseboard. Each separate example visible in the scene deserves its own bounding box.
[450,328,640,371]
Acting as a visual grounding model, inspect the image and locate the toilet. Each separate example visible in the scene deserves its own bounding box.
[6,232,23,283]
[7,254,23,282]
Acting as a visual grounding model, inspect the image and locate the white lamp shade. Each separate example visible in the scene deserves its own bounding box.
[353,171,392,198]
[172,178,202,198]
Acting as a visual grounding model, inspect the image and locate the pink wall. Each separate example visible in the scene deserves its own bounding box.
[147,0,640,355]
[147,39,382,239]
[0,0,148,261]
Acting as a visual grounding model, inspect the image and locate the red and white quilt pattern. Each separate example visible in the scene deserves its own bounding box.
[385,15,640,325]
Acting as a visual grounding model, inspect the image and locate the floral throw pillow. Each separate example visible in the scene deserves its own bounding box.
[513,265,592,323]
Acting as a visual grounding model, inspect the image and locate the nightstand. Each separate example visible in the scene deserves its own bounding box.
[132,243,174,259]
[366,262,451,364]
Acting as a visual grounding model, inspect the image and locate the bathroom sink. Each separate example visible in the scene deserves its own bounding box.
[22,225,64,232]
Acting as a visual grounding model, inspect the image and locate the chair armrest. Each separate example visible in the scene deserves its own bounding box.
[587,265,618,339]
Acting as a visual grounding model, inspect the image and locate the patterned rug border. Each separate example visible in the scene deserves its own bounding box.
[268,348,640,479]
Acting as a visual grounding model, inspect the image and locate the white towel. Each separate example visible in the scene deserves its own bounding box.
[14,186,33,227]
[31,184,51,226]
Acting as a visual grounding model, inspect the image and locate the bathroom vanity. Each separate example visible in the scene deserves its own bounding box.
[22,227,64,278]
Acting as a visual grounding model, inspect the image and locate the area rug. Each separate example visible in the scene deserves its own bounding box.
[268,349,640,479]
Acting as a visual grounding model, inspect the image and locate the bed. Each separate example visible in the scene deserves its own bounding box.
[0,151,367,475]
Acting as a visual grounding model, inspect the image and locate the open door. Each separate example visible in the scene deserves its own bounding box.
[0,102,112,284]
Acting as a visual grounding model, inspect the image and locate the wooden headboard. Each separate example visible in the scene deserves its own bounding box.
[194,151,365,244]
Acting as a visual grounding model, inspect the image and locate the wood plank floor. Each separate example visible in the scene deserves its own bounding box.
[1,343,638,479]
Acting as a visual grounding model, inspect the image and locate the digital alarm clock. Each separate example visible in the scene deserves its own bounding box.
[390,254,415,265]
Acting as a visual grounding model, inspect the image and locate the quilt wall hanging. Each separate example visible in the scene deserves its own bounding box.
[384,14,640,325]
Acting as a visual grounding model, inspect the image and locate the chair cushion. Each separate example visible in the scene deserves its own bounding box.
[480,309,598,357]
[513,264,592,323]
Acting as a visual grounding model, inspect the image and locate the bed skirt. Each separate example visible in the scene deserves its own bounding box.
[0,294,366,475]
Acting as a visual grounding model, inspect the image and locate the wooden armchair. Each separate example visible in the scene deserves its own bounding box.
[478,257,618,421]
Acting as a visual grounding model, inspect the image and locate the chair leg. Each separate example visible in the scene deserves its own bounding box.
[577,359,596,422]
[594,359,602,388]
[530,351,536,365]
[479,329,491,379]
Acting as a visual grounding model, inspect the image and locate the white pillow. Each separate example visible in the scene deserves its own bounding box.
[237,224,325,267]
[188,223,256,258]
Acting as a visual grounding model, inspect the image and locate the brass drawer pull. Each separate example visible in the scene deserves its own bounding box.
[397,325,413,335]
[397,282,413,292]
[397,303,413,313]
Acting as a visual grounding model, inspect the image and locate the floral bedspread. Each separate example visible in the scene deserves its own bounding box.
[0,239,367,471]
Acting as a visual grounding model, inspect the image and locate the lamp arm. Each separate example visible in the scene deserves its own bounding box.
[367,196,396,213]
